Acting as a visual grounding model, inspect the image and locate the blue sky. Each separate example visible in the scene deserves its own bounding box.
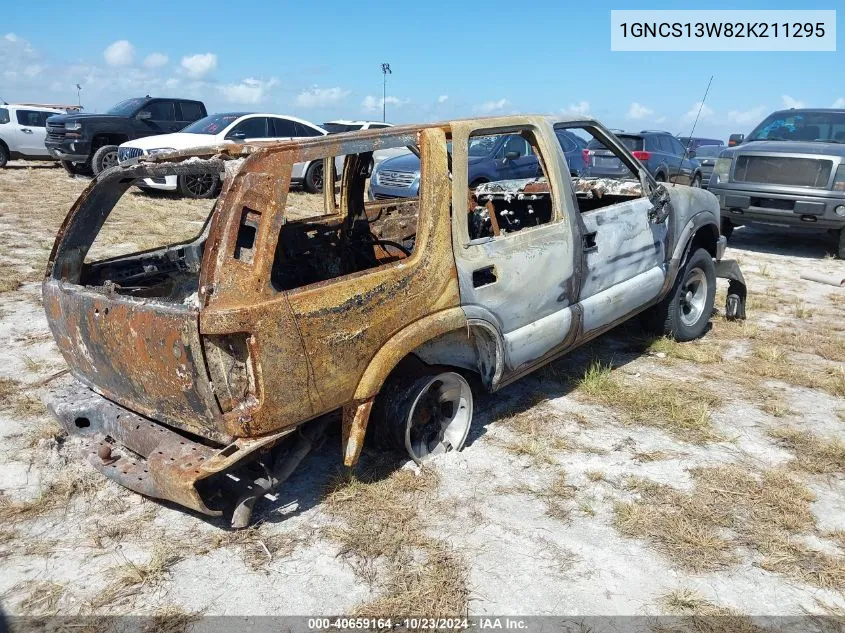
[1,0,841,140]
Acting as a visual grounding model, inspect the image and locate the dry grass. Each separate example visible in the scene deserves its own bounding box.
[209,524,303,570]
[0,466,103,521]
[12,580,66,615]
[615,466,845,589]
[87,544,181,610]
[769,428,845,474]
[655,589,763,633]
[575,360,723,444]
[647,336,724,364]
[323,460,469,616]
[142,606,202,633]
[743,344,845,397]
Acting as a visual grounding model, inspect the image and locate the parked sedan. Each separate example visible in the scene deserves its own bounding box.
[694,144,723,189]
[118,112,330,197]
[369,129,586,199]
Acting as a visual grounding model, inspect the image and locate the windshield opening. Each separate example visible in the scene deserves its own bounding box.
[106,98,148,116]
[323,123,362,134]
[182,113,247,135]
[746,111,845,143]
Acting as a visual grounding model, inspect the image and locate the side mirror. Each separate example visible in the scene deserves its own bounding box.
[504,150,520,161]
[136,111,152,120]
[688,149,696,159]
[728,133,744,147]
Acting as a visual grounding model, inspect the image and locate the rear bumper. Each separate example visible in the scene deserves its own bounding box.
[710,184,845,229]
[46,379,293,517]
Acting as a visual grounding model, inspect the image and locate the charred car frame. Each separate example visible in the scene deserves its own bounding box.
[43,116,746,526]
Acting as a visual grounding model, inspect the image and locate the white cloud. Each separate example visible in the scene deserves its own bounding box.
[655,116,667,124]
[362,95,407,112]
[23,64,42,78]
[782,95,805,109]
[295,86,350,108]
[728,106,766,125]
[474,98,509,114]
[103,40,134,67]
[4,33,18,42]
[437,95,449,103]
[181,53,217,78]
[627,102,653,119]
[831,98,845,109]
[684,101,714,121]
[143,53,168,68]
[219,77,278,104]
[562,101,590,117]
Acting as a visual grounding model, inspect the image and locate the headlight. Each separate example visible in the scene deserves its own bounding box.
[712,157,733,184]
[147,147,176,156]
[65,121,82,131]
[832,165,845,192]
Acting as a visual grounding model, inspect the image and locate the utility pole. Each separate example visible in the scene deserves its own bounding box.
[381,63,391,122]
[75,84,82,108]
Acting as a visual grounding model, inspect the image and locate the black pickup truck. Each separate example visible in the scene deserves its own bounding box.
[45,96,207,176]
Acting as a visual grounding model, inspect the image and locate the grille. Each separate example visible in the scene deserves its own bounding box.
[46,122,65,141]
[377,170,415,188]
[118,147,144,163]
[733,155,833,188]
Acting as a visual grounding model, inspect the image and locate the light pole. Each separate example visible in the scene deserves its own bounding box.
[381,63,391,122]
[75,83,82,108]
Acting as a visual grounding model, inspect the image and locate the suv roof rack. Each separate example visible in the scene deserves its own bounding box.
[639,129,672,135]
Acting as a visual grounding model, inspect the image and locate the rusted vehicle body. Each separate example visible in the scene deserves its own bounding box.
[43,115,746,526]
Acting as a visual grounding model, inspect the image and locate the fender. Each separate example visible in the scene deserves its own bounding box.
[659,211,719,298]
[341,307,467,466]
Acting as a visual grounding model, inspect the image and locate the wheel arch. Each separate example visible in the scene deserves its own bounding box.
[92,133,129,149]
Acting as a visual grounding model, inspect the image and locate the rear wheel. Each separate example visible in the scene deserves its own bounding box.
[304,161,324,193]
[91,145,119,175]
[690,174,702,188]
[720,218,734,240]
[838,229,845,260]
[372,368,474,463]
[655,172,666,183]
[642,247,716,342]
[177,173,220,199]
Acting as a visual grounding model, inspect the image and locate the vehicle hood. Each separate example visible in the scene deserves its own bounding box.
[48,113,128,124]
[121,133,224,151]
[723,140,845,158]
[378,152,421,173]
[378,151,484,173]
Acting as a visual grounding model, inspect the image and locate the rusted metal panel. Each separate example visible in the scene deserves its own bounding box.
[42,280,225,441]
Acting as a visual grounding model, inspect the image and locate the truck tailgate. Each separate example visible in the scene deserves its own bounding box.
[43,280,223,441]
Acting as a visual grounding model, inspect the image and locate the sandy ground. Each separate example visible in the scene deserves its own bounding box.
[0,162,843,626]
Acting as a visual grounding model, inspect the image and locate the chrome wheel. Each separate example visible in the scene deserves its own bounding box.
[101,150,119,170]
[183,174,217,198]
[680,268,708,327]
[404,372,473,462]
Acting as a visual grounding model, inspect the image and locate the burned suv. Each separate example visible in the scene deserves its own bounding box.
[709,108,845,258]
[43,116,746,527]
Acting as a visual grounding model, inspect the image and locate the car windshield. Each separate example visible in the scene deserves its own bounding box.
[746,111,845,143]
[106,98,148,116]
[182,113,246,135]
[695,145,723,157]
[323,122,362,134]
[468,135,499,156]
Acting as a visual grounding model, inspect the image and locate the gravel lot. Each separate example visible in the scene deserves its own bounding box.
[0,162,843,627]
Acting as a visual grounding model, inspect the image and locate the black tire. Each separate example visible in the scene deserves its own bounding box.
[690,174,702,188]
[304,161,324,193]
[177,173,220,199]
[91,145,119,176]
[60,160,92,176]
[370,367,474,463]
[641,248,716,342]
[838,229,845,260]
[655,172,667,183]
[469,177,489,189]
[720,218,734,240]
[0,143,8,168]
